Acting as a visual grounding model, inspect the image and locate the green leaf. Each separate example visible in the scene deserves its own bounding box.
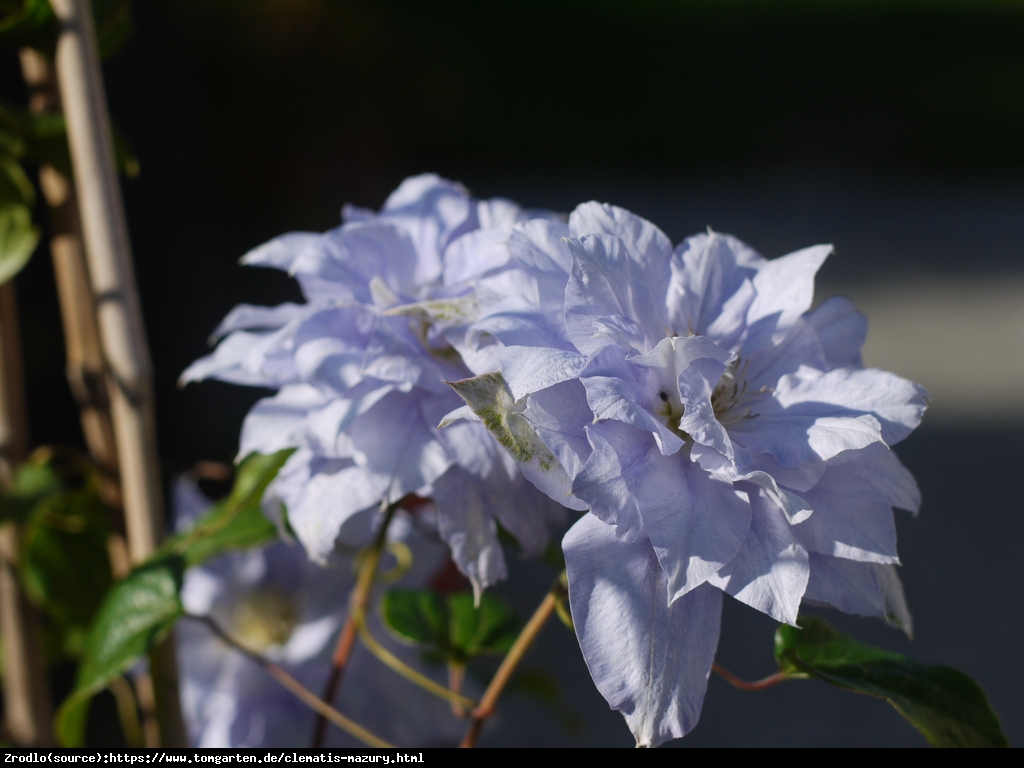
[0,153,35,206]
[166,450,293,567]
[91,0,134,60]
[0,0,55,50]
[381,589,448,647]
[55,555,184,747]
[775,616,1008,748]
[0,0,133,57]
[1,101,137,179]
[0,461,63,524]
[20,486,113,655]
[0,204,39,285]
[448,592,519,657]
[381,589,521,664]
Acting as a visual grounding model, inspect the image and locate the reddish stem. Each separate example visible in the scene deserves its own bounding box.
[712,663,789,691]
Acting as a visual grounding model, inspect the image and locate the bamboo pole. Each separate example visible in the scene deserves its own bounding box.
[49,0,186,746]
[19,48,123,518]
[0,282,54,746]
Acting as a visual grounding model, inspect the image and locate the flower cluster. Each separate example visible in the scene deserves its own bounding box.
[187,177,927,747]
[183,175,565,598]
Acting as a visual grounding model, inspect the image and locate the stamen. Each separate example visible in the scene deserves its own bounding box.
[231,589,300,652]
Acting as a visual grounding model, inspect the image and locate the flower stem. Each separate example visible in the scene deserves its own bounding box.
[448,663,467,718]
[312,501,398,747]
[187,614,394,749]
[711,662,790,691]
[108,676,145,749]
[353,608,478,711]
[460,572,567,748]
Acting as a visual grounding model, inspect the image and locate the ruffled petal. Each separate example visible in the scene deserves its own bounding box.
[668,231,758,346]
[707,486,809,625]
[637,452,752,600]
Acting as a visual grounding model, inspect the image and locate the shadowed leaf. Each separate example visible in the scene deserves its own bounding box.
[775,616,1008,748]
[55,555,184,746]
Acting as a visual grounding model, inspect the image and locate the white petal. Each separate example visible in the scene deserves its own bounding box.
[668,232,758,345]
[432,469,507,598]
[745,244,832,344]
[238,385,326,459]
[707,487,809,625]
[572,421,656,541]
[564,234,661,355]
[210,303,307,342]
[805,295,867,369]
[522,379,594,481]
[501,345,587,402]
[803,554,913,637]
[563,514,722,747]
[637,453,752,600]
[793,455,901,564]
[581,344,685,455]
[449,372,586,511]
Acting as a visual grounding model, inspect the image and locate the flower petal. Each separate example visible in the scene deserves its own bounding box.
[707,485,809,625]
[581,344,685,455]
[637,452,752,600]
[668,231,758,346]
[792,455,901,564]
[564,234,661,355]
[572,421,656,541]
[805,295,867,369]
[449,372,586,511]
[563,513,722,748]
[803,553,913,637]
[745,244,832,346]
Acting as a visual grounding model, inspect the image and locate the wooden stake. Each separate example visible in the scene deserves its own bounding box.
[0,282,54,746]
[49,0,186,746]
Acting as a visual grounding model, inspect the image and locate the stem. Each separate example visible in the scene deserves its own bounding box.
[312,502,398,746]
[107,676,145,749]
[187,615,394,749]
[711,663,790,691]
[50,0,185,745]
[448,663,467,718]
[460,572,565,749]
[352,608,477,711]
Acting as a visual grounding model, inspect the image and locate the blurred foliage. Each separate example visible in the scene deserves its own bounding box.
[56,554,184,747]
[0,450,114,658]
[53,449,292,746]
[382,589,521,665]
[161,449,292,567]
[0,0,132,58]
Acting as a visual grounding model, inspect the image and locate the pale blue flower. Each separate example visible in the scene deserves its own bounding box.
[456,202,928,746]
[182,175,565,595]
[173,478,463,748]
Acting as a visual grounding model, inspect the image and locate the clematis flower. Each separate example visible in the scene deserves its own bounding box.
[181,175,565,596]
[452,202,928,746]
[173,478,463,747]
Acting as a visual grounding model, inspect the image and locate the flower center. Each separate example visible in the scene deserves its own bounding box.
[410,313,461,363]
[231,589,299,652]
[654,354,757,438]
[711,356,745,421]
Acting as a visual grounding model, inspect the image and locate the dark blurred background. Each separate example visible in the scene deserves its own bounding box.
[3,0,1022,747]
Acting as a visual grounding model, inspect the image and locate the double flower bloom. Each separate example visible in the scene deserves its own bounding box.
[186,175,928,747]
